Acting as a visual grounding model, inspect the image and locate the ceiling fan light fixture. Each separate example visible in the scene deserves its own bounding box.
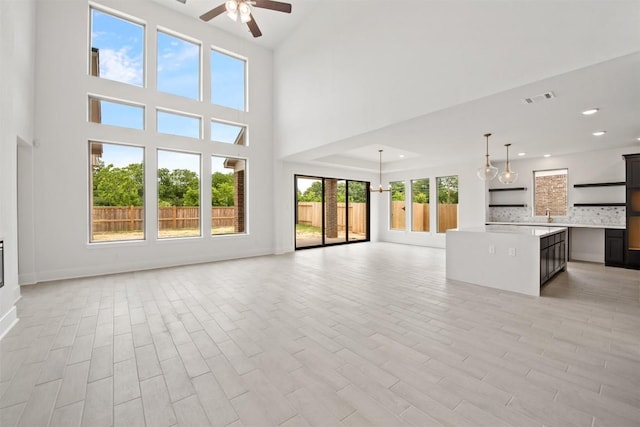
[239,2,252,22]
[225,0,239,20]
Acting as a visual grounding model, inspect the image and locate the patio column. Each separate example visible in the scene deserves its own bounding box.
[325,179,338,238]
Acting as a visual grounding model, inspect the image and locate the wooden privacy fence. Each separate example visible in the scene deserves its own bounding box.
[92,206,235,232]
[297,202,367,234]
[391,202,458,232]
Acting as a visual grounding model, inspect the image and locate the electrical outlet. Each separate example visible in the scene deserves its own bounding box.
[488,245,495,254]
[508,248,516,256]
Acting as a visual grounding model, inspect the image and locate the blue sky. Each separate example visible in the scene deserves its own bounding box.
[91,8,245,174]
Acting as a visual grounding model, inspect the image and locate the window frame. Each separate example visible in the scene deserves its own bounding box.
[156,108,203,139]
[211,155,248,236]
[88,94,145,130]
[390,181,406,231]
[210,118,247,146]
[88,140,146,244]
[210,46,248,112]
[533,168,569,217]
[89,6,146,87]
[156,27,202,101]
[411,178,430,232]
[156,148,203,240]
[436,175,459,234]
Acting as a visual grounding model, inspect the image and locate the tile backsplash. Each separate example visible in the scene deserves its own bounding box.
[488,206,625,227]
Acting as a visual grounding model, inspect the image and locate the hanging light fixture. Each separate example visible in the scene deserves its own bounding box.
[238,1,252,22]
[225,0,239,20]
[370,149,391,193]
[477,132,498,181]
[225,0,252,22]
[498,143,518,184]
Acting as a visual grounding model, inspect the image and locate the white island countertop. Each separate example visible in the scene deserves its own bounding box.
[486,221,624,229]
[460,225,567,237]
[446,225,568,296]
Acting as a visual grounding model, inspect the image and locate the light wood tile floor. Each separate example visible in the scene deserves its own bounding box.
[1,242,639,427]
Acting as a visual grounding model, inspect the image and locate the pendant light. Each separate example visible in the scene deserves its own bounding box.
[477,133,498,181]
[370,150,391,193]
[498,143,518,184]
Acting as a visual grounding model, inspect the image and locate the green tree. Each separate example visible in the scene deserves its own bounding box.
[412,179,429,204]
[437,175,458,204]
[298,181,323,202]
[158,168,200,206]
[391,181,405,202]
[92,162,144,206]
[211,172,235,206]
[347,181,367,203]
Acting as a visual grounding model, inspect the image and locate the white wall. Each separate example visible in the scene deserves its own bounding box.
[273,1,640,160]
[25,0,274,282]
[0,0,36,338]
[378,160,486,248]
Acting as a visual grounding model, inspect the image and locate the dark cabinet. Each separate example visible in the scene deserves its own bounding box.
[605,229,626,267]
[540,231,567,286]
[623,154,640,269]
[540,246,549,284]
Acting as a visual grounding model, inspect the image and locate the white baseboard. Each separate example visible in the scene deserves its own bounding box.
[570,251,604,263]
[19,272,38,285]
[0,306,19,341]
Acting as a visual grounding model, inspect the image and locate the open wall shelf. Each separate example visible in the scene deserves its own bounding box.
[489,204,527,208]
[488,187,527,192]
[573,203,625,207]
[573,182,625,188]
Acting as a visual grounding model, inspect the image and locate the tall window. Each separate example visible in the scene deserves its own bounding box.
[211,120,246,145]
[390,181,405,230]
[437,175,458,233]
[157,110,201,139]
[211,156,246,235]
[89,96,144,130]
[90,142,144,242]
[412,179,430,232]
[211,49,246,111]
[534,169,568,216]
[157,150,201,239]
[90,8,144,87]
[157,31,200,100]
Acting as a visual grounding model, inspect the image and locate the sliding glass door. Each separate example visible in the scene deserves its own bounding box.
[295,175,370,249]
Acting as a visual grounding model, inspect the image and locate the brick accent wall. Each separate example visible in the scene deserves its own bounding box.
[325,179,338,238]
[234,169,245,233]
[535,174,567,216]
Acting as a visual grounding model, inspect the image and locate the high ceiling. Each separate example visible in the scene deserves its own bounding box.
[153,0,640,172]
[151,0,318,48]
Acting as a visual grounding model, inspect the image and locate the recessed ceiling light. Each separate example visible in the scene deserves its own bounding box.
[592,131,607,136]
[582,108,599,115]
[543,154,551,158]
[637,137,640,141]
[399,154,405,158]
[517,152,526,156]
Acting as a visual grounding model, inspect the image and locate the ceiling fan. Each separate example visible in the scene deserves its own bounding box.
[199,0,292,38]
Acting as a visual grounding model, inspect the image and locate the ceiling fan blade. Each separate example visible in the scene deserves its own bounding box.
[253,0,292,13]
[247,15,262,37]
[200,4,226,21]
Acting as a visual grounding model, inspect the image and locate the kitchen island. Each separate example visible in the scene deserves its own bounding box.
[446,225,567,296]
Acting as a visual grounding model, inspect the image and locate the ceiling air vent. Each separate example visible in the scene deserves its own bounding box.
[523,91,556,104]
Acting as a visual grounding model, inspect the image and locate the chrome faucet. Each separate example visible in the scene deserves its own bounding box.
[545,208,553,223]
